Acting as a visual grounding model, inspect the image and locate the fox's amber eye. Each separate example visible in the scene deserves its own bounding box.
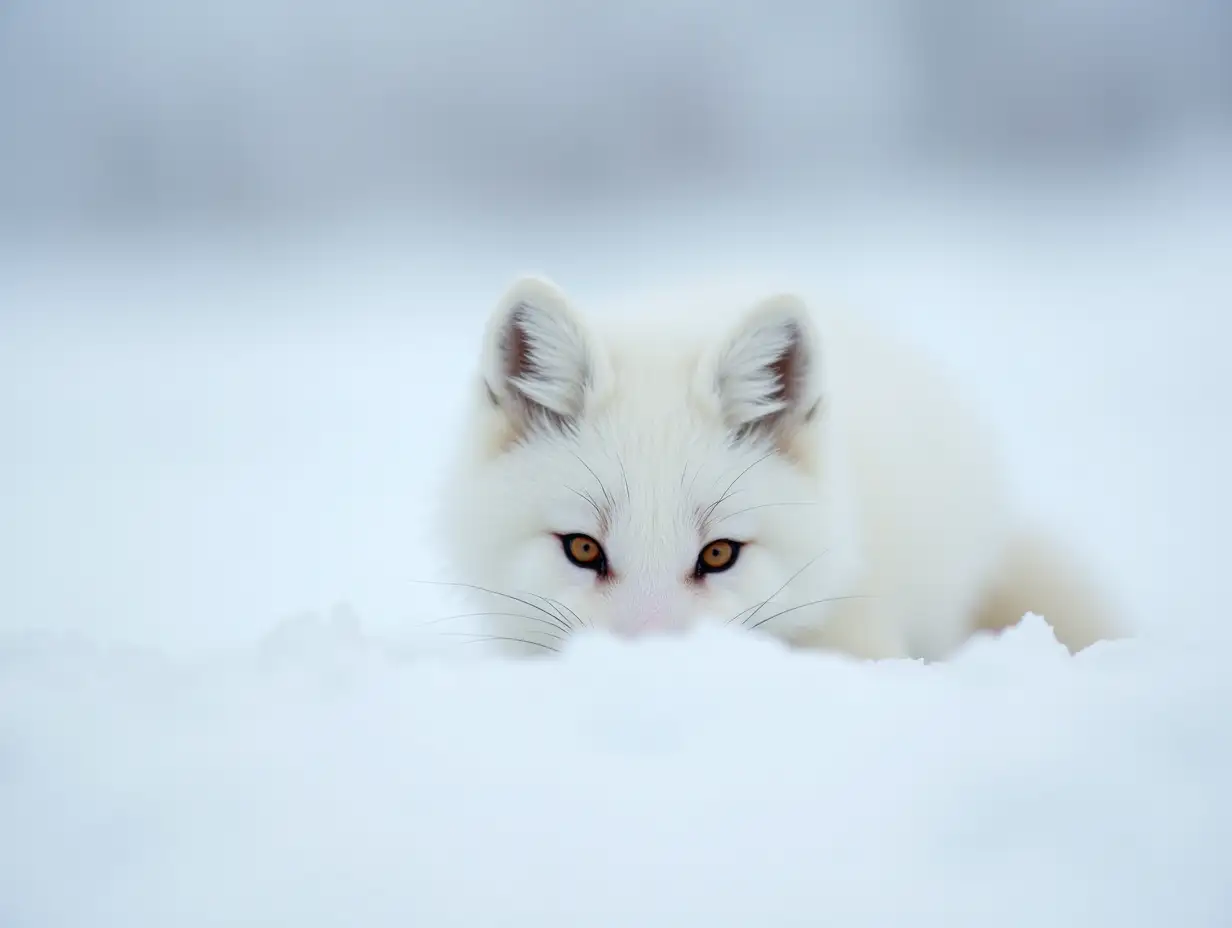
[561,533,607,573]
[697,539,742,575]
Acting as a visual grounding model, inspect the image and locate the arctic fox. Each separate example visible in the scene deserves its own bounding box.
[436,274,1117,660]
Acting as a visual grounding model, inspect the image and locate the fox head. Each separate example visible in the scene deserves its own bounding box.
[436,275,857,656]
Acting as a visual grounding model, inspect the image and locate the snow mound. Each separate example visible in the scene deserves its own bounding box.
[1,615,1229,927]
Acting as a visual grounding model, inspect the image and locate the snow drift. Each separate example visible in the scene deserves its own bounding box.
[2,614,1228,927]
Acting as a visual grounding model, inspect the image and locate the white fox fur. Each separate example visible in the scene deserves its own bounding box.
[436,274,1118,660]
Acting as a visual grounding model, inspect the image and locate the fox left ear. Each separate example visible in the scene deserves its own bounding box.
[479,275,604,439]
[703,293,822,446]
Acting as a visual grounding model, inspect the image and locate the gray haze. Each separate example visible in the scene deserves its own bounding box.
[1,0,1230,230]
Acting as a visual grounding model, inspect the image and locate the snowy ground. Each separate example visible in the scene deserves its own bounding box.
[2,619,1229,926]
[2,166,1232,925]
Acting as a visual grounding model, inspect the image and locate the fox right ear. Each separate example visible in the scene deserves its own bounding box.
[702,292,823,451]
[480,276,600,437]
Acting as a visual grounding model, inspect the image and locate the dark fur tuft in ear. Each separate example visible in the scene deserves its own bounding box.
[481,276,598,437]
[710,293,822,446]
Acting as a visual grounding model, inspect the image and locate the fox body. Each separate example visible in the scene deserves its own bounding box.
[436,275,1115,660]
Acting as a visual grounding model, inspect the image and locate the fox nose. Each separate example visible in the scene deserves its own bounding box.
[612,600,685,638]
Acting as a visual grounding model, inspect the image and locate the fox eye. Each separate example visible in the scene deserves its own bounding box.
[696,539,742,576]
[560,533,607,574]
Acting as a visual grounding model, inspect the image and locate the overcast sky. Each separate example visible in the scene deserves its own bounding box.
[1,0,1228,227]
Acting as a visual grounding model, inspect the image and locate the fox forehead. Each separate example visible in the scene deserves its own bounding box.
[539,324,778,540]
[525,409,774,558]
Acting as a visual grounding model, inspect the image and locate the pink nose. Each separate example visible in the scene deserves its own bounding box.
[612,601,683,638]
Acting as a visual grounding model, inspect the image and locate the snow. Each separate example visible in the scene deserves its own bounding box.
[2,616,1229,926]
[3,166,1232,925]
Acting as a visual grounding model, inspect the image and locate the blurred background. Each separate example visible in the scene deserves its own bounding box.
[1,1,1230,653]
[1,0,1230,231]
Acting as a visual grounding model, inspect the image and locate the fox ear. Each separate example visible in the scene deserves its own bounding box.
[706,293,822,445]
[481,276,599,436]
